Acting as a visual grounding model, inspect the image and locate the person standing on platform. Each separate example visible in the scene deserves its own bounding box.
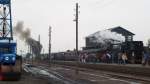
[148,52,150,66]
[81,53,87,63]
[142,51,150,66]
[79,52,82,62]
[122,52,128,65]
[106,52,111,63]
[118,52,122,64]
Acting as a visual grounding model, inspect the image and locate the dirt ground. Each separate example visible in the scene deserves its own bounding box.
[3,61,148,84]
[31,61,150,84]
[0,72,51,84]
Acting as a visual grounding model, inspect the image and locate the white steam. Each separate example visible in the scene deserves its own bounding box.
[89,30,125,44]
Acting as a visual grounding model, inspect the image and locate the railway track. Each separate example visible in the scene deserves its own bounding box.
[51,61,150,77]
[62,66,149,83]
[33,62,150,84]
[54,64,150,83]
[23,63,78,84]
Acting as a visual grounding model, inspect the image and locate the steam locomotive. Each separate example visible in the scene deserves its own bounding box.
[52,41,144,64]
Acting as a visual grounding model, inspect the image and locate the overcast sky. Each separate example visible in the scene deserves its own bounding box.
[11,0,150,53]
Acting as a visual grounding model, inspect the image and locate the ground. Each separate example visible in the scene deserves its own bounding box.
[47,65,149,84]
[0,62,149,84]
[0,72,51,84]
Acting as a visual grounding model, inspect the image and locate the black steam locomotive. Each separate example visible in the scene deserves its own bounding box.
[51,41,144,64]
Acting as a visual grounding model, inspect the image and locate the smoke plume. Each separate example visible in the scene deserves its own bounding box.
[14,21,42,58]
[88,30,125,49]
[89,30,124,43]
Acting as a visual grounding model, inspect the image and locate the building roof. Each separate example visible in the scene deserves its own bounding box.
[87,26,135,38]
[109,26,135,36]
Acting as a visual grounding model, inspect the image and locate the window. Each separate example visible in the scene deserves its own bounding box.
[0,47,11,53]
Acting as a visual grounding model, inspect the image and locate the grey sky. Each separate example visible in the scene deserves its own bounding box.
[12,0,150,53]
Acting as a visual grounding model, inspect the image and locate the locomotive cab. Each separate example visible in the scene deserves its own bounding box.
[0,42,22,81]
[0,42,16,65]
[121,41,144,64]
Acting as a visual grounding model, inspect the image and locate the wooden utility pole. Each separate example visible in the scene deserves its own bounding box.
[49,26,52,63]
[76,3,79,53]
[74,3,79,74]
[38,35,40,45]
[38,35,41,60]
[30,46,33,64]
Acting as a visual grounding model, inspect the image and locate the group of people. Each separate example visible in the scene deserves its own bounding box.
[79,53,88,63]
[78,50,150,66]
[79,51,127,64]
[79,51,112,63]
[99,52,112,63]
[118,50,150,66]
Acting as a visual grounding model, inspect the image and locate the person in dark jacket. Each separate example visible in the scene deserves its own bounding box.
[142,51,150,66]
